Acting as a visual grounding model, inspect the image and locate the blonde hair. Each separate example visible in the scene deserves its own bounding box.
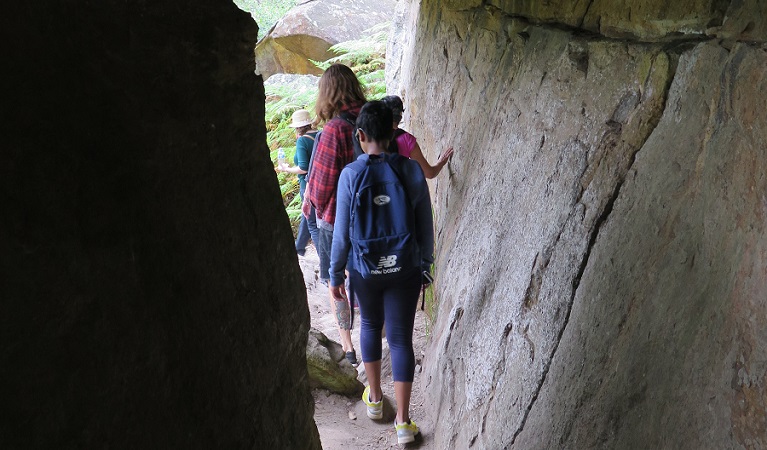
[314,64,366,125]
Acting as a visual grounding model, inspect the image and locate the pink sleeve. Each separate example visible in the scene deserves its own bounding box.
[397,132,417,158]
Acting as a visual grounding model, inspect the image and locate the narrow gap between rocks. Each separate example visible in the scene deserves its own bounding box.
[298,245,435,449]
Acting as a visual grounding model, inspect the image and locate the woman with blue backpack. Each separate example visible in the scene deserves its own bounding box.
[329,100,434,445]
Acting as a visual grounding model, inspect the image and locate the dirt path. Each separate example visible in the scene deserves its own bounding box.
[299,245,435,449]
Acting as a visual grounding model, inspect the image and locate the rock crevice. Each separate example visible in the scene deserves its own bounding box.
[393,1,767,448]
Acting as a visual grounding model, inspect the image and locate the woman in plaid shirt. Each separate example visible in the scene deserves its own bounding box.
[306,64,366,366]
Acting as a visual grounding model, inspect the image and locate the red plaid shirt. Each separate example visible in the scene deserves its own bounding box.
[308,103,363,226]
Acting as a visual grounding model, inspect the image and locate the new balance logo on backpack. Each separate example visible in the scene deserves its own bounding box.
[348,154,418,281]
[378,255,397,268]
[370,255,400,275]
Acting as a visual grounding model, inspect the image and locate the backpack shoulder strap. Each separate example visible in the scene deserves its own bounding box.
[381,155,412,203]
[339,112,364,159]
[384,153,406,175]
[305,130,322,181]
[346,157,368,175]
[339,111,357,126]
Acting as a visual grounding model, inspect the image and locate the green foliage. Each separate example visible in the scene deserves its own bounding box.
[233,0,297,41]
[313,23,389,74]
[266,21,392,236]
[265,83,318,151]
[359,69,387,100]
[311,23,390,98]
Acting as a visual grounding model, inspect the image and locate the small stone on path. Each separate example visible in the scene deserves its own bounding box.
[348,411,357,420]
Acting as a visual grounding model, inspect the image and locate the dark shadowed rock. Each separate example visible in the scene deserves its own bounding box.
[255,0,396,80]
[1,1,320,448]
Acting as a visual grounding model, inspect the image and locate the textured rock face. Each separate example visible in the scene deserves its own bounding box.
[390,0,767,94]
[386,0,420,97]
[307,329,364,395]
[514,41,767,450]
[255,0,396,80]
[2,2,320,449]
[399,1,767,448]
[467,0,765,41]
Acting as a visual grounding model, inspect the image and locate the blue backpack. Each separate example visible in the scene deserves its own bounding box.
[347,153,419,281]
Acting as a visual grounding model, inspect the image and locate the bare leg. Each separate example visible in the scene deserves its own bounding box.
[394,381,412,424]
[339,328,354,353]
[328,289,355,352]
[364,360,383,402]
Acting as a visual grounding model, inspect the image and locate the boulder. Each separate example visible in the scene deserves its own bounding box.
[396,1,767,448]
[264,73,321,96]
[514,40,767,450]
[255,0,396,80]
[307,328,364,396]
[2,1,320,448]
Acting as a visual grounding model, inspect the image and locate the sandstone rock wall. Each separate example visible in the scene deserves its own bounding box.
[255,0,396,80]
[1,2,319,448]
[401,1,767,448]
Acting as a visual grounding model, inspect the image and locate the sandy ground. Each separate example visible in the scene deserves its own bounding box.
[298,245,435,449]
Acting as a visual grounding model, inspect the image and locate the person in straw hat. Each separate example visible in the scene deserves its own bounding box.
[276,109,319,256]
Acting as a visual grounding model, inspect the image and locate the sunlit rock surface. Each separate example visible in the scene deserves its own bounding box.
[398,0,767,448]
[255,0,396,80]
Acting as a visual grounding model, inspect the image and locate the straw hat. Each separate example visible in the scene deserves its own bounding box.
[289,109,313,128]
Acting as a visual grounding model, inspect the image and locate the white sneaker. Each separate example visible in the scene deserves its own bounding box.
[362,386,383,419]
[395,419,419,444]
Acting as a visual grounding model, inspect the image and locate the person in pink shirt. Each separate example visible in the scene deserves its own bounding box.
[381,95,454,178]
